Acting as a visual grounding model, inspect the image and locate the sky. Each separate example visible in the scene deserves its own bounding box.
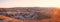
[0,0,60,8]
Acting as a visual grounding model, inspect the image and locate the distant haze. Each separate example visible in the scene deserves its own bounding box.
[0,0,60,8]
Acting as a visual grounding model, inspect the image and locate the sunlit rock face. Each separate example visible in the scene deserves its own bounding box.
[0,7,54,20]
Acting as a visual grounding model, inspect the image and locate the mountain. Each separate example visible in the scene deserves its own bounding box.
[0,7,59,22]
